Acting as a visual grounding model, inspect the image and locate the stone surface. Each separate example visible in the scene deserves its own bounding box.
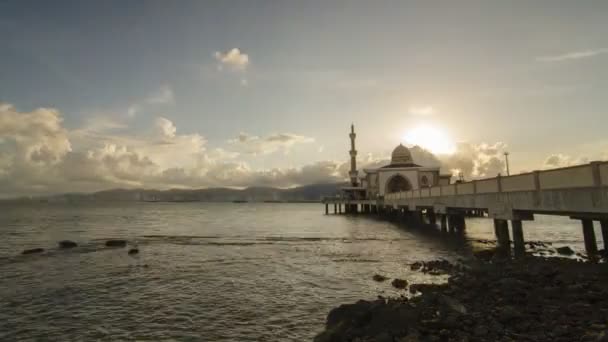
[315,256,608,342]
[58,240,77,249]
[391,278,408,289]
[556,246,575,256]
[22,248,44,255]
[105,240,127,247]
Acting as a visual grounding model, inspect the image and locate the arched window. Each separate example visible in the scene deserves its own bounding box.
[420,175,429,187]
[385,174,412,194]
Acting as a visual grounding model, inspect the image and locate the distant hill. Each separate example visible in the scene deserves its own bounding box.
[3,183,347,203]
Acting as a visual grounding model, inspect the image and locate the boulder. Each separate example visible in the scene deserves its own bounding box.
[128,248,139,255]
[22,248,44,255]
[391,278,408,289]
[105,239,127,247]
[556,246,575,256]
[373,274,388,282]
[410,262,423,271]
[58,240,77,249]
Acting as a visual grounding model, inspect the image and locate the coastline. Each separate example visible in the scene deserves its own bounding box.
[314,251,608,342]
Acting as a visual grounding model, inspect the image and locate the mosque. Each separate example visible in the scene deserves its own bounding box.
[342,125,452,200]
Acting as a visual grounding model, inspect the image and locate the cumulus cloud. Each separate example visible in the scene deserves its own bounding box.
[537,48,608,62]
[0,103,332,197]
[229,132,314,155]
[543,153,589,169]
[215,48,249,71]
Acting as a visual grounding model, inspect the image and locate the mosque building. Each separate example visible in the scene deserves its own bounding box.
[342,125,452,200]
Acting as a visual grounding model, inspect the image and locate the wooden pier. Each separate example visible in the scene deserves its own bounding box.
[324,161,608,259]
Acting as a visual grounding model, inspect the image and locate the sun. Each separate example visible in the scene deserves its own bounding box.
[403,124,456,155]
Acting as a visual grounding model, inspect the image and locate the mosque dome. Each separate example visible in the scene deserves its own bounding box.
[391,144,413,165]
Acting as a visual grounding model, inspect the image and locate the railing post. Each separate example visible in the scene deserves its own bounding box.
[497,173,502,193]
[590,162,603,207]
[591,161,602,187]
[533,170,541,206]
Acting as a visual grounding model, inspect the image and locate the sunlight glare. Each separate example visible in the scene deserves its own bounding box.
[403,124,456,155]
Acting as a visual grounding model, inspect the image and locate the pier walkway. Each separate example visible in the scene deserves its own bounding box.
[323,161,608,259]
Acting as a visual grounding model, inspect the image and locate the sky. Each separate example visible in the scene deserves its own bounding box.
[1,1,608,196]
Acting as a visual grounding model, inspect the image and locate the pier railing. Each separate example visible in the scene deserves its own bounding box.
[385,161,608,201]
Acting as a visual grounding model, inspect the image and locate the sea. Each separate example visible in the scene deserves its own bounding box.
[0,202,601,341]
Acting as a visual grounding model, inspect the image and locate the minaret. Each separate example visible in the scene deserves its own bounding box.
[349,124,358,186]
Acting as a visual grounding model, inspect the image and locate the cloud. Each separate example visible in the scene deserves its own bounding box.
[408,106,435,116]
[0,103,331,197]
[536,48,608,62]
[229,132,314,155]
[215,48,249,71]
[127,85,174,117]
[543,153,589,169]
[145,85,174,104]
[156,117,176,139]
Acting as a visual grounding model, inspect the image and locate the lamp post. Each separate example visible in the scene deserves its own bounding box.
[504,152,510,176]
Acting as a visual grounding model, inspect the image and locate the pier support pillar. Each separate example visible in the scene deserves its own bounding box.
[582,219,598,259]
[600,219,608,251]
[325,203,329,215]
[428,211,437,226]
[494,219,511,258]
[511,220,525,259]
[457,215,466,232]
[440,215,447,233]
[447,215,454,233]
[338,203,342,214]
[333,203,337,214]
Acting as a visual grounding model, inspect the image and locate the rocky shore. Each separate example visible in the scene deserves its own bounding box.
[315,251,608,341]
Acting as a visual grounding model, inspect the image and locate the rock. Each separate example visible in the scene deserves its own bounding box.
[105,239,127,247]
[391,278,408,289]
[410,262,423,271]
[22,248,44,255]
[58,240,77,249]
[497,305,521,323]
[474,325,489,336]
[438,295,467,315]
[128,248,139,255]
[373,274,388,282]
[473,249,495,261]
[556,246,575,256]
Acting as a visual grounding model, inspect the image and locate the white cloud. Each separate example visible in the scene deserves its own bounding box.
[156,117,176,139]
[145,85,174,104]
[229,132,314,155]
[127,85,174,117]
[536,48,608,62]
[214,48,249,71]
[543,153,589,169]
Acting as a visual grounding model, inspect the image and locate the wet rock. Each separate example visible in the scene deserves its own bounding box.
[410,262,423,271]
[22,248,44,255]
[556,246,575,256]
[58,240,77,249]
[128,248,139,255]
[316,256,608,342]
[496,305,521,323]
[373,274,388,282]
[391,278,408,289]
[105,239,127,247]
[473,249,495,261]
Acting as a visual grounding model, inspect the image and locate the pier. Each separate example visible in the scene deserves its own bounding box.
[324,161,608,258]
[323,126,608,259]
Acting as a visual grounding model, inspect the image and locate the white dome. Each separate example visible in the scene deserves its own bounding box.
[391,144,413,165]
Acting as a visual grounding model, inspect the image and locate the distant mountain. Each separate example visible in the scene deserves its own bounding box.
[3,183,347,203]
